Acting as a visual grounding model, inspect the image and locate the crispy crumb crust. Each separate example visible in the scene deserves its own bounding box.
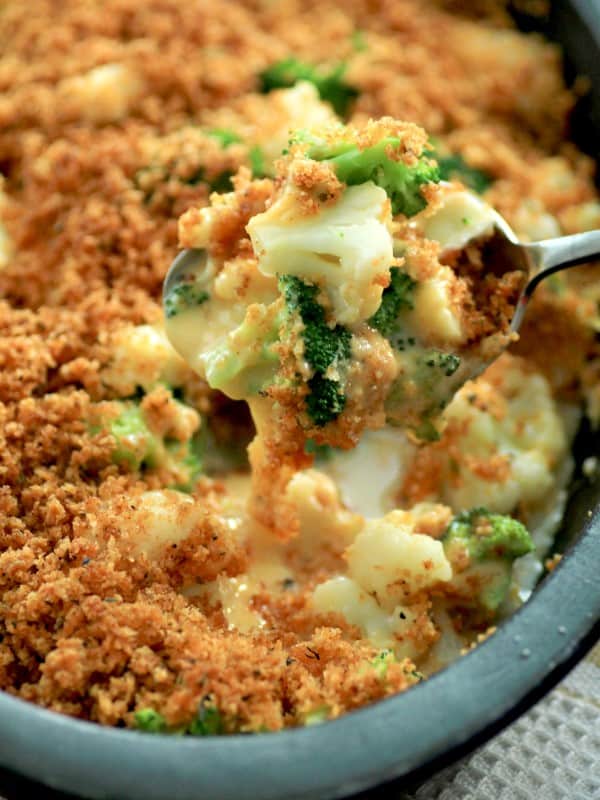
[0,0,598,731]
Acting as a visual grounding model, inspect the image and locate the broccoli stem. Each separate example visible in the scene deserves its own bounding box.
[280,275,351,427]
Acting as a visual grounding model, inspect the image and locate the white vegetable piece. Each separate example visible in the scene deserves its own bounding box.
[58,63,143,123]
[346,515,452,606]
[248,182,394,325]
[313,576,396,648]
[102,324,191,396]
[422,189,498,253]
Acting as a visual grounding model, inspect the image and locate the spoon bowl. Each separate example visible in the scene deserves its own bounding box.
[164,216,600,341]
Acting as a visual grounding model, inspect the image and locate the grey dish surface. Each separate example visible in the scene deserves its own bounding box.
[1,1,600,799]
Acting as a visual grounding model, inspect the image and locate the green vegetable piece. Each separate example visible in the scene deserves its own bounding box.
[351,30,368,52]
[208,171,235,193]
[168,433,204,493]
[306,136,440,217]
[207,128,243,148]
[110,405,159,470]
[371,648,395,679]
[306,374,346,427]
[135,709,168,733]
[302,705,330,726]
[368,267,416,337]
[249,145,267,178]
[280,275,351,372]
[280,275,351,427]
[134,703,225,736]
[181,166,234,192]
[437,153,492,194]
[445,508,533,562]
[412,418,442,443]
[304,439,335,461]
[259,58,358,116]
[422,350,461,378]
[208,131,266,178]
[188,701,225,736]
[443,508,534,611]
[164,283,209,319]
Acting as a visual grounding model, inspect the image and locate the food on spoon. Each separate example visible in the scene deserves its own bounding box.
[167,118,524,533]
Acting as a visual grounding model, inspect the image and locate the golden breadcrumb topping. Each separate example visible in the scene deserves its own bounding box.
[0,0,598,733]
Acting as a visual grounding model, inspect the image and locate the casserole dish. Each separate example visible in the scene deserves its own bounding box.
[0,1,598,798]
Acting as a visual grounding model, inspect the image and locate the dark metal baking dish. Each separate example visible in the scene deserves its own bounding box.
[0,2,599,798]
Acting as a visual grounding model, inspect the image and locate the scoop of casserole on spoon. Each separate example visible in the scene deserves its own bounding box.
[162,117,600,532]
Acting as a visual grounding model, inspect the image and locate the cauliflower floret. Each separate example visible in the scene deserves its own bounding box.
[248,182,394,325]
[511,198,560,241]
[347,513,452,603]
[443,363,567,514]
[101,324,192,396]
[88,490,202,558]
[421,189,498,254]
[400,355,570,519]
[58,63,143,123]
[313,576,395,647]
[313,509,452,660]
[405,275,464,346]
[322,428,414,518]
[285,469,363,557]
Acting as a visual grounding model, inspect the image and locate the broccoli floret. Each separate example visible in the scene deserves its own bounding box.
[187,701,225,736]
[164,282,209,319]
[207,128,267,178]
[134,702,224,736]
[383,345,463,439]
[304,136,440,217]
[301,705,330,726]
[445,508,533,561]
[208,130,267,179]
[421,350,461,378]
[259,58,358,116]
[304,439,335,461]
[351,30,368,52]
[207,128,243,148]
[110,405,159,470]
[370,648,396,679]
[437,153,492,195]
[248,145,267,178]
[280,276,351,372]
[306,374,346,427]
[135,709,168,733]
[368,267,416,337]
[280,275,351,427]
[443,508,534,612]
[102,396,204,491]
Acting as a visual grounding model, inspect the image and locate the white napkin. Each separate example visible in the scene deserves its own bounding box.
[393,645,600,800]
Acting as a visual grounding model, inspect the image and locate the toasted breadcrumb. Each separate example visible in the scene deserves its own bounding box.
[0,0,597,732]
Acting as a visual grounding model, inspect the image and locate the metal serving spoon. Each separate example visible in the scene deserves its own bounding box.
[164,221,600,338]
[487,215,600,332]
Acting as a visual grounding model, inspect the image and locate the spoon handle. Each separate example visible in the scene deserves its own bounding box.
[508,229,600,333]
[526,229,600,291]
